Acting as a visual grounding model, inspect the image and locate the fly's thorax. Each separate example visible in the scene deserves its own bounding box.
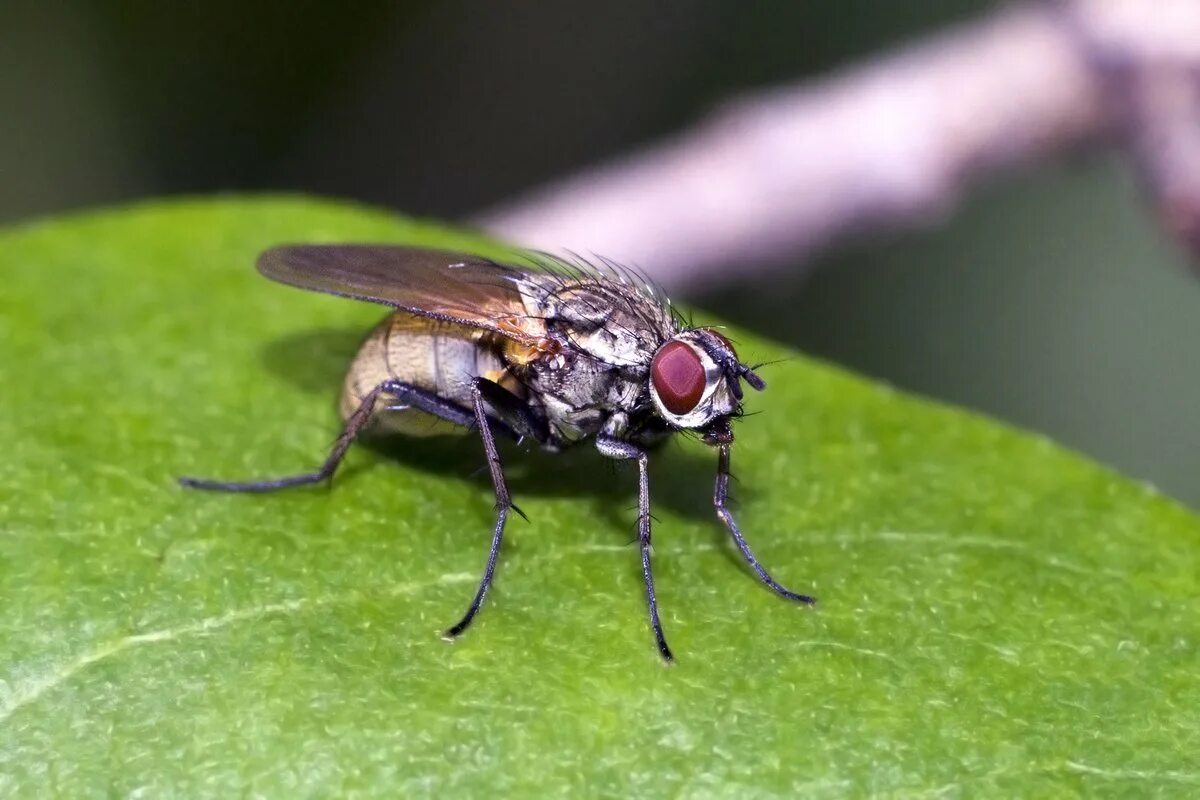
[505,277,677,445]
[522,347,644,445]
[525,279,677,370]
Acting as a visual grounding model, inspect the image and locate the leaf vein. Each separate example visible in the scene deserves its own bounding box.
[0,572,475,726]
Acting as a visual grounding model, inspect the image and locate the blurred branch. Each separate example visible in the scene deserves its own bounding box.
[475,0,1200,289]
[1072,2,1200,254]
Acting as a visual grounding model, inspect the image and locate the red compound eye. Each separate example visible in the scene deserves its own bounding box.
[651,341,706,415]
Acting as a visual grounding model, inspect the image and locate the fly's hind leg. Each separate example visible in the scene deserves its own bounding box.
[179,379,475,493]
[183,376,522,643]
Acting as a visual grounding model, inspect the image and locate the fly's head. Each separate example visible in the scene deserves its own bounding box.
[647,328,765,443]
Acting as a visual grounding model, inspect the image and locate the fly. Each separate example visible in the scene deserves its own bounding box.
[180,245,815,661]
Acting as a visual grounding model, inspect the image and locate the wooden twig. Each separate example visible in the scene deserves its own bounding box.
[475,0,1200,289]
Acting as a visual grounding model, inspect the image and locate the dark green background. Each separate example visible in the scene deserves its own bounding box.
[2,1,1197,504]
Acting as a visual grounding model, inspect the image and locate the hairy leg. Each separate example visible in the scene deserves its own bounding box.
[714,443,816,604]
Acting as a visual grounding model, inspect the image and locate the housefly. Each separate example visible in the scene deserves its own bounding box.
[181,245,815,661]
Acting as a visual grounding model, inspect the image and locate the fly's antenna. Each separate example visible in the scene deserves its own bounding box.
[738,364,767,392]
[722,361,765,401]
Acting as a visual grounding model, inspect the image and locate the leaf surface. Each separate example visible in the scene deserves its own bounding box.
[0,199,1197,796]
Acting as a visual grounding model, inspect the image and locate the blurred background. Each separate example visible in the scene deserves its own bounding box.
[3,1,1197,506]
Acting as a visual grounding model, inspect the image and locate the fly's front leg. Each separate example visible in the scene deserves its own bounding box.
[179,379,474,493]
[595,436,674,663]
[714,443,816,605]
[443,379,514,640]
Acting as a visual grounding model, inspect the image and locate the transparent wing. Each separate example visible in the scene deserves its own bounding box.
[257,245,545,343]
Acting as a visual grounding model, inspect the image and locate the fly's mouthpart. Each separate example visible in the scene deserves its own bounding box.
[702,418,735,446]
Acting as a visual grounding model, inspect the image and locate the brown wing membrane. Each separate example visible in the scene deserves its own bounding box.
[257,245,545,344]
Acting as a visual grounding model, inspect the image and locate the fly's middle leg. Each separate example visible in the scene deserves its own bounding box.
[596,436,674,663]
[443,378,515,640]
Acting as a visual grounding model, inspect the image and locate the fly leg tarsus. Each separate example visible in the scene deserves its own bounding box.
[443,380,514,640]
[714,443,816,605]
[596,436,675,663]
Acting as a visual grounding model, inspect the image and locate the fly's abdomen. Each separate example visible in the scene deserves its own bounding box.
[340,313,508,437]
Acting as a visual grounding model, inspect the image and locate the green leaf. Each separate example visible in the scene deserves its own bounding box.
[1,198,1197,797]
